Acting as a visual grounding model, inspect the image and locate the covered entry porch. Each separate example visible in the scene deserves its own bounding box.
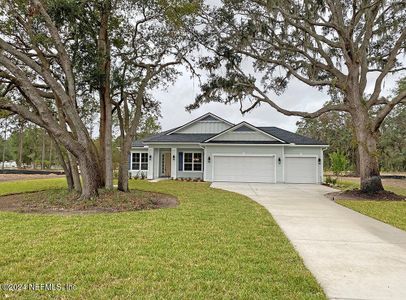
[130,146,204,180]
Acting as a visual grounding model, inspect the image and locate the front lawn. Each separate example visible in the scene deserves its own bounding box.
[337,200,406,231]
[331,177,406,196]
[0,178,67,196]
[0,179,325,299]
[335,179,406,232]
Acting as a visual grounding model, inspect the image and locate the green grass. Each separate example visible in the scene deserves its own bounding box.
[330,178,406,196]
[0,179,325,299]
[335,179,406,232]
[0,178,67,196]
[337,200,406,231]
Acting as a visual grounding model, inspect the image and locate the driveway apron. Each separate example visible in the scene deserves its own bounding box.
[211,182,406,300]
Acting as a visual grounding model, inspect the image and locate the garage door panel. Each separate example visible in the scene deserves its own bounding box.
[213,156,275,183]
[285,157,317,183]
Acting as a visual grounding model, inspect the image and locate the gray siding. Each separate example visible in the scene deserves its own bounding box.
[177,121,231,134]
[212,131,276,141]
[176,148,204,179]
[136,143,324,183]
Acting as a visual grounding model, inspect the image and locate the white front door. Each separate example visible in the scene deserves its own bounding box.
[284,156,317,183]
[213,155,276,183]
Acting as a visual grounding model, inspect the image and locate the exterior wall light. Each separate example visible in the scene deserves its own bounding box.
[149,155,152,161]
[318,158,321,165]
[278,157,281,164]
[208,156,211,163]
[173,155,175,161]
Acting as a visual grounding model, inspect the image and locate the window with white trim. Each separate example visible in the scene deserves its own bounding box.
[183,152,202,172]
[132,152,148,171]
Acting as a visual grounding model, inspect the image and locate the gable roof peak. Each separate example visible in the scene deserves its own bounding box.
[203,121,286,143]
[166,112,233,135]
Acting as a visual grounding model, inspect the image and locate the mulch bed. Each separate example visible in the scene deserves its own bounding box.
[0,189,178,214]
[327,189,406,202]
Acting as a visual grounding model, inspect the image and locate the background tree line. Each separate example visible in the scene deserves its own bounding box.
[297,78,406,174]
[0,114,161,170]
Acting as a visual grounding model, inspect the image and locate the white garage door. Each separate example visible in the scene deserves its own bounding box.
[285,157,317,183]
[213,155,275,183]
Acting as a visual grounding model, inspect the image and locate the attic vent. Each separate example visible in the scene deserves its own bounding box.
[200,115,218,121]
[234,125,255,132]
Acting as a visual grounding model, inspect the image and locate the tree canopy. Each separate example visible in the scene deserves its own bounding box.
[188,0,406,192]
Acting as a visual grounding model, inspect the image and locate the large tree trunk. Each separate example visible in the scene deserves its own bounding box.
[68,153,82,193]
[41,129,46,170]
[2,120,7,170]
[98,1,113,190]
[77,152,100,199]
[99,98,106,185]
[352,111,384,193]
[49,138,53,168]
[346,65,384,193]
[117,137,131,192]
[53,136,74,191]
[17,119,24,168]
[354,148,360,177]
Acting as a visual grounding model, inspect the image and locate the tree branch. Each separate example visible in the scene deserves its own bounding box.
[368,28,406,107]
[373,90,406,131]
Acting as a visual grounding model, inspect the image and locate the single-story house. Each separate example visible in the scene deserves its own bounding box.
[130,113,328,183]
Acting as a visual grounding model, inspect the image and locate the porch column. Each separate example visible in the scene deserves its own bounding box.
[171,148,177,179]
[147,147,154,180]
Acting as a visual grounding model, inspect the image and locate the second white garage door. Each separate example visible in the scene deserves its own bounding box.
[213,155,275,183]
[284,156,317,183]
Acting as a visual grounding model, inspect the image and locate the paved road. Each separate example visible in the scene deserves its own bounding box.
[211,182,406,300]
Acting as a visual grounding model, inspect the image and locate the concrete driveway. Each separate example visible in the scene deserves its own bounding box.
[211,182,406,300]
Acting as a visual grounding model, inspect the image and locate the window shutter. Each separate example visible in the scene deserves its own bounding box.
[128,154,131,170]
[178,152,183,171]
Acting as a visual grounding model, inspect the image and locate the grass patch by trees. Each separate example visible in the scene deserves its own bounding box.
[0,178,67,196]
[333,179,406,196]
[0,180,325,299]
[335,180,406,232]
[337,200,406,232]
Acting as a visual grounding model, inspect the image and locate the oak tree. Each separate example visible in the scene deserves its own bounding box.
[191,0,406,193]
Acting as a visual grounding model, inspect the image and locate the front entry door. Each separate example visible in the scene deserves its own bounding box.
[161,152,171,177]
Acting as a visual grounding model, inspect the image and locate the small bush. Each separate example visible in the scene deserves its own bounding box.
[325,175,337,185]
[329,151,349,178]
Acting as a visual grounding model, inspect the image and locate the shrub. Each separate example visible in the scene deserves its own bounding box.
[325,175,337,185]
[329,151,349,178]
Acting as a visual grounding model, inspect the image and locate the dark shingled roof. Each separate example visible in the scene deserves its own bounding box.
[258,127,326,145]
[144,133,215,143]
[205,140,285,144]
[132,122,326,147]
